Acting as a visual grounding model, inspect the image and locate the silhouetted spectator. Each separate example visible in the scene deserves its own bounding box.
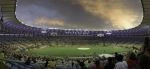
[115,52,118,60]
[138,48,150,69]
[25,57,31,65]
[92,60,103,69]
[114,54,128,69]
[104,57,115,69]
[80,60,87,69]
[139,37,149,54]
[126,53,136,69]
[45,58,49,68]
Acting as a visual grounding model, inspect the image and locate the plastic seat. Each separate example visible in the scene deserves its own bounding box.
[11,66,18,69]
[13,63,18,66]
[6,63,11,67]
[18,65,25,69]
[24,67,31,69]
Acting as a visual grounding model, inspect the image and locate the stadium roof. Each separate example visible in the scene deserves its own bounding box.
[0,0,150,30]
[0,0,33,28]
[137,0,150,28]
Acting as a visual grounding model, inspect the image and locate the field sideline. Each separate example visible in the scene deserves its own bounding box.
[27,46,131,57]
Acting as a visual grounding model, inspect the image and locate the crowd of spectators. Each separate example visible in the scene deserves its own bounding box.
[0,46,149,69]
[0,36,149,69]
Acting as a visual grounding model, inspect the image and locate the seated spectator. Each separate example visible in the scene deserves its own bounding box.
[126,52,136,69]
[61,61,67,68]
[138,48,150,69]
[49,59,56,69]
[104,57,115,69]
[18,55,24,61]
[88,60,94,68]
[25,57,31,65]
[0,50,4,62]
[31,60,40,69]
[114,54,128,69]
[92,60,103,69]
[0,50,5,69]
[80,60,87,69]
[75,60,80,69]
[71,61,75,67]
[84,60,88,67]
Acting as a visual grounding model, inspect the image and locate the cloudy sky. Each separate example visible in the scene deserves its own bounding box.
[16,0,143,30]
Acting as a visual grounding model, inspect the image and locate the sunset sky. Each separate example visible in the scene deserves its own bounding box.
[16,0,143,30]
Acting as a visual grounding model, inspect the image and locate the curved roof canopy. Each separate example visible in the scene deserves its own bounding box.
[140,0,150,27]
[0,0,150,30]
[0,0,33,28]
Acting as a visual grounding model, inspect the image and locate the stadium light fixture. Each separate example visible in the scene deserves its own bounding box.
[106,32,112,35]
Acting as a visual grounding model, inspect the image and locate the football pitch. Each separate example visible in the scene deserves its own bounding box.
[27,46,131,57]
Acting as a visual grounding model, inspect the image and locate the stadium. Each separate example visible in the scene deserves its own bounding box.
[0,0,150,69]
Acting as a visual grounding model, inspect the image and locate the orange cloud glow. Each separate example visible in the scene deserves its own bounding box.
[36,17,64,26]
[77,0,142,29]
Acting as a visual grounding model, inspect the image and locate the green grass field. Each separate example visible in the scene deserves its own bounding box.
[27,46,131,57]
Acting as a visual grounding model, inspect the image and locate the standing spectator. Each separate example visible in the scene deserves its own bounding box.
[135,37,150,69]
[114,52,118,63]
[126,53,136,69]
[114,54,128,69]
[104,57,115,69]
[45,58,49,68]
[92,60,103,69]
[138,48,150,69]
[139,37,149,54]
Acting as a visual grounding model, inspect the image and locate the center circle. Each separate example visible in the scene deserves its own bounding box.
[77,48,90,50]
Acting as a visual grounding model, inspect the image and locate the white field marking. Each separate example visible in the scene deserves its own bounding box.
[98,54,114,58]
[77,48,90,50]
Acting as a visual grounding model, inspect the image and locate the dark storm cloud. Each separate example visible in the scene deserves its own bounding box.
[16,0,142,30]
